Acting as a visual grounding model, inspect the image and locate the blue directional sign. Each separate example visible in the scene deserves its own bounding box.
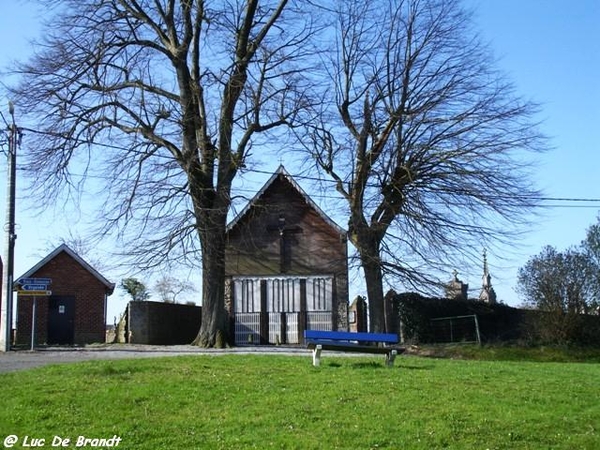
[21,284,50,291]
[19,278,52,285]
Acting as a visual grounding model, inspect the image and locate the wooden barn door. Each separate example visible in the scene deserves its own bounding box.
[47,296,75,345]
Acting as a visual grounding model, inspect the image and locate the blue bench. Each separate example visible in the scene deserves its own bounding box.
[304,330,404,367]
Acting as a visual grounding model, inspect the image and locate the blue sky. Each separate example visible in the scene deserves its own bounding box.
[465,0,600,299]
[1,0,599,321]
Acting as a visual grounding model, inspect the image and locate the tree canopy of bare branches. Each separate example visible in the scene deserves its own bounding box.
[305,0,547,332]
[8,0,316,346]
[154,275,196,303]
[7,0,548,340]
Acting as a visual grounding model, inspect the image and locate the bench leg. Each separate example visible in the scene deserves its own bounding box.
[312,344,323,367]
[386,349,398,367]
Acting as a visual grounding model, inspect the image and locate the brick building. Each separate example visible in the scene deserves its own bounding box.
[15,244,115,346]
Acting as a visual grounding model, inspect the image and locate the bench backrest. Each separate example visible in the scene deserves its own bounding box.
[304,330,399,344]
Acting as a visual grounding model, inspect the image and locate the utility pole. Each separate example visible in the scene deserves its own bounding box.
[0,102,19,352]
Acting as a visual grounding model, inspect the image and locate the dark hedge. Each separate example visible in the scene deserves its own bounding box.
[392,291,600,346]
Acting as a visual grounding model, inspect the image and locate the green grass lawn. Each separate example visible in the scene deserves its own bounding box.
[1,353,598,449]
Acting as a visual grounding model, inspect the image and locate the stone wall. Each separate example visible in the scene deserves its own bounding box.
[349,296,368,332]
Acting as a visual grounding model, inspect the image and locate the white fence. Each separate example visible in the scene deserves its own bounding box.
[232,275,334,345]
[234,312,261,345]
[234,311,333,345]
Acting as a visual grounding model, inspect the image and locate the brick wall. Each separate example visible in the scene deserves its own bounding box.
[16,296,49,346]
[16,251,110,346]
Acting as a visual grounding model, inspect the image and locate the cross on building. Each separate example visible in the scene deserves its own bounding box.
[267,213,302,273]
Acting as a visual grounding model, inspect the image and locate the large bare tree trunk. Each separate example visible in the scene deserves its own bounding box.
[351,216,388,333]
[190,181,231,347]
[360,251,386,334]
[193,225,228,347]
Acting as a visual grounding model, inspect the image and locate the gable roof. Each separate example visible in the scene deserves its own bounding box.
[15,244,115,294]
[227,165,346,236]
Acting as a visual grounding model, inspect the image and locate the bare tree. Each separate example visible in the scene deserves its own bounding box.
[8,0,316,346]
[41,232,107,272]
[304,0,546,332]
[154,275,196,303]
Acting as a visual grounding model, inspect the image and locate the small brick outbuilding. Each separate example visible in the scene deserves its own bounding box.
[15,244,115,346]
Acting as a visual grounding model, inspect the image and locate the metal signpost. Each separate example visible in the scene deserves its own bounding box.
[31,296,36,351]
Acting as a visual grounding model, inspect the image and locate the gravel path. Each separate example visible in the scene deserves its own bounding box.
[0,344,310,373]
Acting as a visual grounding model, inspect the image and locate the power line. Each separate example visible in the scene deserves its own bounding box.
[9,161,600,210]
[0,110,11,128]
[8,127,600,208]
[8,160,600,208]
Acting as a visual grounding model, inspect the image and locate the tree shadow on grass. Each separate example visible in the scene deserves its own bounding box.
[349,361,434,370]
[325,361,344,368]
[397,363,434,370]
[322,361,385,369]
[323,361,434,370]
[350,361,384,369]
